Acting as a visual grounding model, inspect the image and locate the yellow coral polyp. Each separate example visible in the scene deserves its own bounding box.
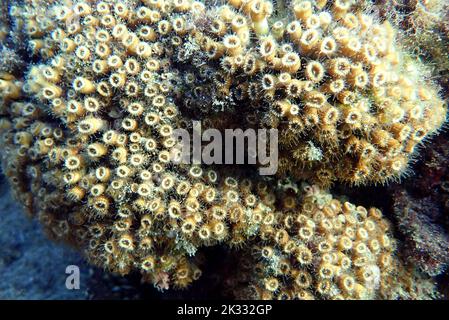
[73,77,95,94]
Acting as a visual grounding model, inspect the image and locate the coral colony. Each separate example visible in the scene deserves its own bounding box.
[0,0,447,299]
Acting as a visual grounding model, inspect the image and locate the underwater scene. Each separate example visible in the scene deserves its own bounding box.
[0,0,448,300]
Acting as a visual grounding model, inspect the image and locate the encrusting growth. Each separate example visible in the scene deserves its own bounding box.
[0,0,446,298]
[224,183,440,300]
[172,0,447,187]
[1,0,277,289]
[239,184,397,300]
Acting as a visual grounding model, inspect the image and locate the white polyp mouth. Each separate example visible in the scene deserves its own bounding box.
[224,37,240,49]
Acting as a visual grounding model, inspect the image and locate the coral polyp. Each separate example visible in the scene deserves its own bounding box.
[0,0,446,299]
